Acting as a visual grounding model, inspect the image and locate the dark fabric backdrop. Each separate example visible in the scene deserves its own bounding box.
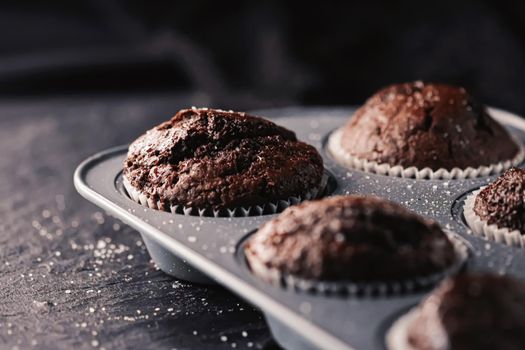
[0,1,523,112]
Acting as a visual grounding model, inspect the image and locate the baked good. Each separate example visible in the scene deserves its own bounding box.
[473,167,525,234]
[405,273,525,350]
[245,195,456,283]
[463,167,525,246]
[123,107,324,214]
[330,81,520,173]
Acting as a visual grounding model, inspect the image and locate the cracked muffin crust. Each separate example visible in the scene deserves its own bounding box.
[123,108,324,211]
[473,167,525,234]
[406,273,525,350]
[245,195,456,282]
[338,81,519,170]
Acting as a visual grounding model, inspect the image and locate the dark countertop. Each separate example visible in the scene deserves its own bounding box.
[0,94,279,350]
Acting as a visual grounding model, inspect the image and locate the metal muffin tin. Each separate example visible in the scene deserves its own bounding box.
[74,107,525,350]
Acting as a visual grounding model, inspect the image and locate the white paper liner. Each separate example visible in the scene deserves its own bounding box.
[385,309,418,350]
[122,174,327,217]
[385,307,449,350]
[463,188,525,247]
[327,128,525,180]
[245,232,468,297]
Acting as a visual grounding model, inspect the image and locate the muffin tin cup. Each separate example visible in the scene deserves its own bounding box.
[327,128,525,180]
[463,189,525,248]
[123,175,327,218]
[245,232,469,297]
[265,314,320,350]
[139,232,215,284]
[118,176,217,284]
[75,106,525,350]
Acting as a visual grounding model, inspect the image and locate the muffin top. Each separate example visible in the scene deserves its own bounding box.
[473,167,525,233]
[123,108,324,210]
[339,81,519,170]
[245,195,456,282]
[407,273,525,350]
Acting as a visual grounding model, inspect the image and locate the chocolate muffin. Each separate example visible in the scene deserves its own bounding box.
[245,195,457,284]
[473,167,525,234]
[404,273,525,350]
[123,108,324,214]
[330,81,521,175]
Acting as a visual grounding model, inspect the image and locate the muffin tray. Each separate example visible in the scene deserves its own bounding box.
[74,107,525,350]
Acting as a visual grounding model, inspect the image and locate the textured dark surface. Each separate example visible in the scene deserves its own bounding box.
[0,95,278,350]
[123,107,323,211]
[339,82,519,169]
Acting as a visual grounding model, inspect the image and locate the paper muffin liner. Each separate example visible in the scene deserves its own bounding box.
[245,232,468,297]
[463,188,525,247]
[327,128,525,180]
[122,174,327,218]
[385,307,448,350]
